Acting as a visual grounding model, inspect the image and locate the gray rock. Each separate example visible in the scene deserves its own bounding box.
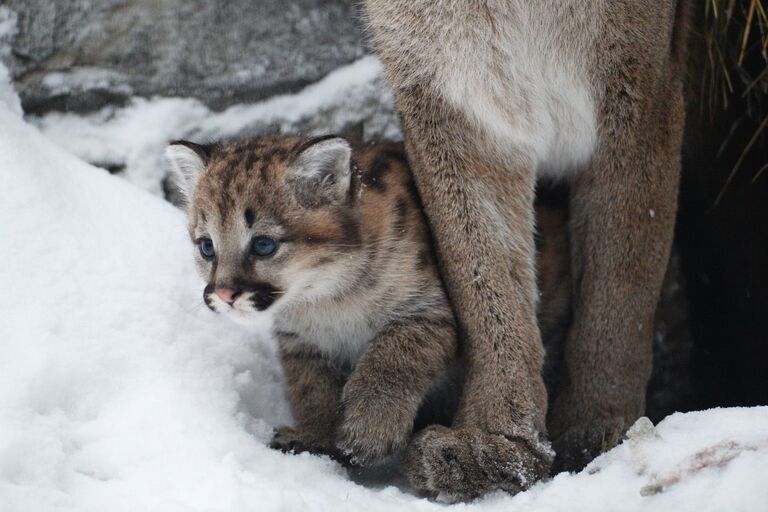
[3,0,365,114]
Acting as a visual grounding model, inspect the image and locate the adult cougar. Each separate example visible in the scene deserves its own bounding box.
[364,0,689,500]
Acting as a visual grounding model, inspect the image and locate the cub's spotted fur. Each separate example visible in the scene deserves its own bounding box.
[168,136,458,463]
[167,135,569,466]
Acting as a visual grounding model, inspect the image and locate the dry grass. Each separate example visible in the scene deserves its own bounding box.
[702,0,767,112]
[701,0,768,201]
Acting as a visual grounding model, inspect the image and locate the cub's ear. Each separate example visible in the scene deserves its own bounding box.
[165,140,212,201]
[287,136,352,208]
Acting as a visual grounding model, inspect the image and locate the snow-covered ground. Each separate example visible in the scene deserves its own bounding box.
[1,57,768,511]
[28,56,399,197]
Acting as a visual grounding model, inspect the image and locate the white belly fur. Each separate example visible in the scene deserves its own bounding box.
[433,6,598,178]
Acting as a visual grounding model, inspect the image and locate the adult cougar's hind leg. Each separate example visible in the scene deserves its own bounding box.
[393,91,553,501]
[549,15,687,470]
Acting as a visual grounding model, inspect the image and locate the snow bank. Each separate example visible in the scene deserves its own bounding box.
[29,56,399,196]
[2,67,767,511]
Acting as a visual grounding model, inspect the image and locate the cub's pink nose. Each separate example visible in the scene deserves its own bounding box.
[214,288,237,305]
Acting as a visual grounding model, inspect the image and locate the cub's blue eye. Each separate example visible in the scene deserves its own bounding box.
[199,238,215,259]
[252,236,278,257]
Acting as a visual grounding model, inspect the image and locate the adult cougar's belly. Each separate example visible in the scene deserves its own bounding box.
[434,7,598,178]
[369,0,602,178]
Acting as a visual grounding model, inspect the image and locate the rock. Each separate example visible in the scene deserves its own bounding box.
[3,0,365,114]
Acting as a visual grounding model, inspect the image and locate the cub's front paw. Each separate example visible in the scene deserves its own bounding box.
[269,426,340,460]
[402,426,553,503]
[338,392,414,466]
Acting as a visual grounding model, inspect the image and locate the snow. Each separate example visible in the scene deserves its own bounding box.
[2,61,768,512]
[29,56,399,196]
[39,67,133,97]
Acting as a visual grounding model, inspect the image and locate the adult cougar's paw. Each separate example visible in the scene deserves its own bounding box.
[269,426,341,460]
[402,426,553,503]
[551,417,626,473]
[338,393,413,466]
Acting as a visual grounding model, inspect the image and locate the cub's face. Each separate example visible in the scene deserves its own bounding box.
[166,136,360,325]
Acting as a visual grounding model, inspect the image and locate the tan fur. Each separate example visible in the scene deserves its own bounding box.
[171,137,460,464]
[365,0,689,499]
[169,137,572,477]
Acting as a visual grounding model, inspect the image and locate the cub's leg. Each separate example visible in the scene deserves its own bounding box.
[270,339,344,458]
[338,318,457,465]
[391,98,552,500]
[549,39,686,470]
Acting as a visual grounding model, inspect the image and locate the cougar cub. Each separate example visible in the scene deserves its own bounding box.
[167,135,459,464]
[166,135,569,469]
